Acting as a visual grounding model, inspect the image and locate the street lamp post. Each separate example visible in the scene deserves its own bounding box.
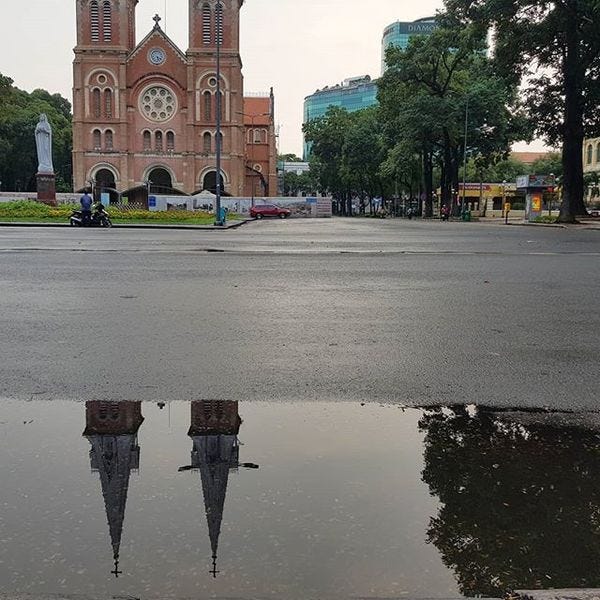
[214,0,223,226]
[502,179,508,224]
[461,95,470,218]
[549,173,555,216]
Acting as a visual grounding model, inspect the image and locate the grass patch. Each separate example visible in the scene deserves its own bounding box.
[0,200,241,225]
[533,215,558,224]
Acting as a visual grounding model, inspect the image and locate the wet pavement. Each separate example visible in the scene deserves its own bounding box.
[1,220,599,598]
[1,220,599,408]
[1,400,600,599]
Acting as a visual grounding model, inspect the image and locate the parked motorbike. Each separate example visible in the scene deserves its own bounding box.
[70,207,112,228]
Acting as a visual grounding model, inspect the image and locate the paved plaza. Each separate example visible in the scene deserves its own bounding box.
[0,218,598,408]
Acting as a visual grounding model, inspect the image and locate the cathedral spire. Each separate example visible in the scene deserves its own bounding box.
[185,401,243,576]
[84,402,144,577]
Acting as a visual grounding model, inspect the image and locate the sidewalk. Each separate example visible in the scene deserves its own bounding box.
[479,217,600,230]
[0,218,253,230]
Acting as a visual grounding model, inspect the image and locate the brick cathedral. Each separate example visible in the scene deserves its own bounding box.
[72,0,277,200]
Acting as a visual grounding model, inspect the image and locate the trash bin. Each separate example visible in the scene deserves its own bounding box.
[218,207,227,224]
[462,209,472,222]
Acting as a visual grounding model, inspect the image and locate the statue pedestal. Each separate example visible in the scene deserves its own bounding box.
[36,172,56,205]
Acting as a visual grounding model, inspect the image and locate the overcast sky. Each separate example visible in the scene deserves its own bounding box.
[1,0,542,155]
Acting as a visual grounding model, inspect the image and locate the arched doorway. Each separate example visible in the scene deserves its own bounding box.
[202,171,225,195]
[148,168,173,194]
[94,168,118,203]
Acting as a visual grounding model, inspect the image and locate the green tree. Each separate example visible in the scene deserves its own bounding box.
[278,153,303,163]
[340,107,389,209]
[0,74,72,192]
[420,407,600,597]
[445,0,600,222]
[463,156,527,183]
[282,170,316,196]
[530,152,563,180]
[303,106,355,214]
[378,20,525,216]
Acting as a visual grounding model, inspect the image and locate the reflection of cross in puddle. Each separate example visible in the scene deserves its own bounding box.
[83,401,144,579]
[180,400,257,578]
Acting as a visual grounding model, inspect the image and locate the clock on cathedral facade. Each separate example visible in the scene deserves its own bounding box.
[72,0,277,201]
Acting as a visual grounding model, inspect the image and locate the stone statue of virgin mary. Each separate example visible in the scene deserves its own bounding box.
[35,114,54,174]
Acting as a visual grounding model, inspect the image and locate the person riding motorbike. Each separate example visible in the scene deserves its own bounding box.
[80,190,93,225]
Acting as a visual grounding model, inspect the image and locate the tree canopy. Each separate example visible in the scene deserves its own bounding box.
[444,0,600,220]
[0,74,72,192]
[420,406,600,597]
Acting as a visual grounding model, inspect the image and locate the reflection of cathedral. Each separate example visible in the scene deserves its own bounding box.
[83,401,144,577]
[184,400,242,577]
[72,0,277,199]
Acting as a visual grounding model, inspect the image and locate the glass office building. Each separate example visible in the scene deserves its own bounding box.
[381,17,438,72]
[303,76,379,159]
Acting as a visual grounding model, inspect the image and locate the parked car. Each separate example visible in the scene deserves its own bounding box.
[587,208,600,217]
[250,204,291,219]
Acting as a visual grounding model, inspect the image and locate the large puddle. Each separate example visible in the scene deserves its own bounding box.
[1,400,600,599]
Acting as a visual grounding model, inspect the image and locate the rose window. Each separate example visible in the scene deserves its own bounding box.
[140,86,176,122]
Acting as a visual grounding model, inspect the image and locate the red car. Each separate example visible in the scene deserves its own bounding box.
[250,204,291,219]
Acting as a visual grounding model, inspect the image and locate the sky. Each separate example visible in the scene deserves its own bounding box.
[1,0,543,156]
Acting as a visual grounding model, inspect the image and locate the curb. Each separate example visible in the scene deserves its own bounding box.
[510,222,568,229]
[0,219,254,231]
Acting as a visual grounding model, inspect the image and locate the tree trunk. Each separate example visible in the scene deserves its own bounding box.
[423,149,434,218]
[559,0,587,222]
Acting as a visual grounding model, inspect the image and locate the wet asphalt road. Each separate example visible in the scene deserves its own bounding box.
[0,218,599,408]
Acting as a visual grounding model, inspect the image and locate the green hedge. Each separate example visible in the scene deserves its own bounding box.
[0,200,238,223]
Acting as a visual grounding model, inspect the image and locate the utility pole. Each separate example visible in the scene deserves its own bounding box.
[461,95,469,217]
[214,1,223,226]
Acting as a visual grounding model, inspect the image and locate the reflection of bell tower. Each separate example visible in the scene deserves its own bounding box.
[181,400,242,577]
[83,401,144,578]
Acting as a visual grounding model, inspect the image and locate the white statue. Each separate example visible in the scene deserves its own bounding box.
[35,114,54,174]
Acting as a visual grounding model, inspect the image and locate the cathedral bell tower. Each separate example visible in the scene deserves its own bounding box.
[75,0,137,50]
[73,0,136,196]
[186,0,246,197]
[188,0,244,53]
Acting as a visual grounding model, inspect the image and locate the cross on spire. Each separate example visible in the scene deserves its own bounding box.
[153,14,162,28]
[210,555,220,578]
[111,558,123,578]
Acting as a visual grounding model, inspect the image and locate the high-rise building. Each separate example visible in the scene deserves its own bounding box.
[72,0,277,199]
[381,17,438,72]
[302,76,378,159]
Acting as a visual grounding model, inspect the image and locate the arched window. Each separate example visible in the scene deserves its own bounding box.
[216,131,224,152]
[596,143,600,163]
[203,132,212,153]
[587,144,593,165]
[202,3,212,46]
[102,1,112,42]
[215,2,223,45]
[166,131,175,151]
[155,130,163,152]
[253,129,264,144]
[93,129,102,149]
[90,0,100,42]
[104,89,113,118]
[217,90,225,121]
[105,129,114,150]
[92,88,101,118]
[143,130,152,151]
[203,91,212,121]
